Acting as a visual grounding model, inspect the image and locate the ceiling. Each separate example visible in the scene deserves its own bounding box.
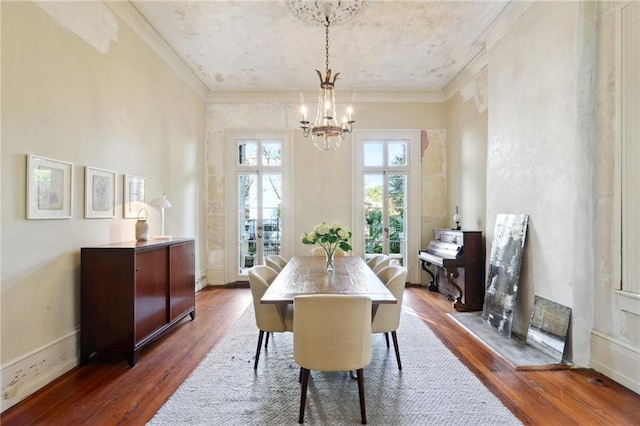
[133,1,510,94]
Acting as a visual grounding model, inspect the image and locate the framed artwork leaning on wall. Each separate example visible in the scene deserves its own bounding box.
[26,154,73,219]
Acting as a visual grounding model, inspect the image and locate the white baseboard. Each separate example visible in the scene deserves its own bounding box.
[206,267,226,286]
[1,330,79,412]
[195,268,208,291]
[590,330,640,394]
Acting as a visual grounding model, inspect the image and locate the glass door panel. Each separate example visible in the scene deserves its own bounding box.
[261,173,282,258]
[387,174,407,266]
[238,173,258,274]
[364,173,384,255]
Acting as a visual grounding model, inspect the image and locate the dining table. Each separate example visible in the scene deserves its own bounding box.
[261,255,396,305]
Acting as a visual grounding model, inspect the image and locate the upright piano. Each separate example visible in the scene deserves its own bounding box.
[418,229,485,312]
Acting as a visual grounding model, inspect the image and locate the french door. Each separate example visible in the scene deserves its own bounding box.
[353,130,421,282]
[226,131,292,282]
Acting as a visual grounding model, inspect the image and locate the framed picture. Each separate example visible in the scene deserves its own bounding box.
[85,167,116,219]
[123,175,147,218]
[27,155,73,219]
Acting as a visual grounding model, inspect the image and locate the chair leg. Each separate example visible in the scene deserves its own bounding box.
[265,331,270,348]
[391,330,402,370]
[356,368,367,425]
[254,330,264,370]
[384,332,390,348]
[299,368,310,423]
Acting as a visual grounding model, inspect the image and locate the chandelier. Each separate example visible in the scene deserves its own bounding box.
[291,1,364,151]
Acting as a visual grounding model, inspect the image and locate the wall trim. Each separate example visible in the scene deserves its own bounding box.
[1,331,78,412]
[590,330,640,394]
[207,90,446,105]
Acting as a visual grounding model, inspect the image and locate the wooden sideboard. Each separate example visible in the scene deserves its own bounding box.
[80,238,195,366]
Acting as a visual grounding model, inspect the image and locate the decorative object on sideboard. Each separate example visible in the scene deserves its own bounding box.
[453,205,461,230]
[150,193,172,239]
[135,209,149,241]
[291,0,362,151]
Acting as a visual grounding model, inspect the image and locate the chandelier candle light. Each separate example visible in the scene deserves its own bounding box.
[301,221,353,271]
[298,6,356,151]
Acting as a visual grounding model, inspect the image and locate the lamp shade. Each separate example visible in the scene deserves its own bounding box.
[150,193,172,209]
[150,193,172,239]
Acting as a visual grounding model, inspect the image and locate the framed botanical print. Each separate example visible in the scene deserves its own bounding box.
[85,167,116,218]
[27,155,73,219]
[123,174,146,218]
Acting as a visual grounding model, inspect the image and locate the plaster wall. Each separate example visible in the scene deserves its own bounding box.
[1,2,206,408]
[445,91,488,234]
[206,101,447,284]
[486,2,587,362]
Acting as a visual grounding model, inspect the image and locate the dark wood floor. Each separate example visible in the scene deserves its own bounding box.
[2,286,639,425]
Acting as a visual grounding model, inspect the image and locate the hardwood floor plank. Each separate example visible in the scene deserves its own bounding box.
[2,285,638,426]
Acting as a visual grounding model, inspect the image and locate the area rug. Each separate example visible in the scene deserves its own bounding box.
[149,305,522,425]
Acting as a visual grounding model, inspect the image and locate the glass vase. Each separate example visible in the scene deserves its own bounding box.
[325,249,335,272]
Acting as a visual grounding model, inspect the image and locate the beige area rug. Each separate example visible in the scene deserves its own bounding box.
[149,304,522,425]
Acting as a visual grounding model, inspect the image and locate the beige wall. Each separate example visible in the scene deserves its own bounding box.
[445,92,488,234]
[1,2,206,408]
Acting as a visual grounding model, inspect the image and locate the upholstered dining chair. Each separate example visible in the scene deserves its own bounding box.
[371,266,408,370]
[265,254,287,273]
[309,246,348,256]
[365,255,388,270]
[372,256,392,274]
[293,295,372,424]
[248,265,293,370]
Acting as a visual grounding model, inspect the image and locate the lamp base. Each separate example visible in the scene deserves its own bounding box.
[154,235,172,240]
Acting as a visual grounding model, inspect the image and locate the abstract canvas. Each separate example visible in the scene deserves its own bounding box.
[481,214,529,336]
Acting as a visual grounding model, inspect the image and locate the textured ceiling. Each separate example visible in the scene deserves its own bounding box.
[133,1,509,93]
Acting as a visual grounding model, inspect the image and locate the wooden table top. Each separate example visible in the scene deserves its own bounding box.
[261,256,396,305]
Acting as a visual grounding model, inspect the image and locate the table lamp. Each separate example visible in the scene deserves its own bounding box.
[150,193,172,239]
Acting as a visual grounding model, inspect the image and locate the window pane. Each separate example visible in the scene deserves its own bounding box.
[364,173,383,254]
[262,141,282,166]
[388,141,407,166]
[363,141,384,167]
[262,173,282,257]
[238,141,258,166]
[388,174,406,210]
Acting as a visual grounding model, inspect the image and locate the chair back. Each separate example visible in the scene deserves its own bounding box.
[372,257,392,274]
[268,254,288,268]
[294,295,372,372]
[366,255,388,270]
[372,266,407,333]
[265,257,282,272]
[309,246,348,257]
[249,266,290,332]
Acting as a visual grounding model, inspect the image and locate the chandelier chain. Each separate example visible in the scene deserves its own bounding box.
[325,18,330,74]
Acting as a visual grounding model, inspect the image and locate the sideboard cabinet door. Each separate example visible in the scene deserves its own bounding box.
[169,241,196,321]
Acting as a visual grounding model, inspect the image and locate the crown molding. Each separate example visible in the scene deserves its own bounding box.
[443,49,488,102]
[207,90,445,104]
[105,1,208,100]
[478,1,535,52]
